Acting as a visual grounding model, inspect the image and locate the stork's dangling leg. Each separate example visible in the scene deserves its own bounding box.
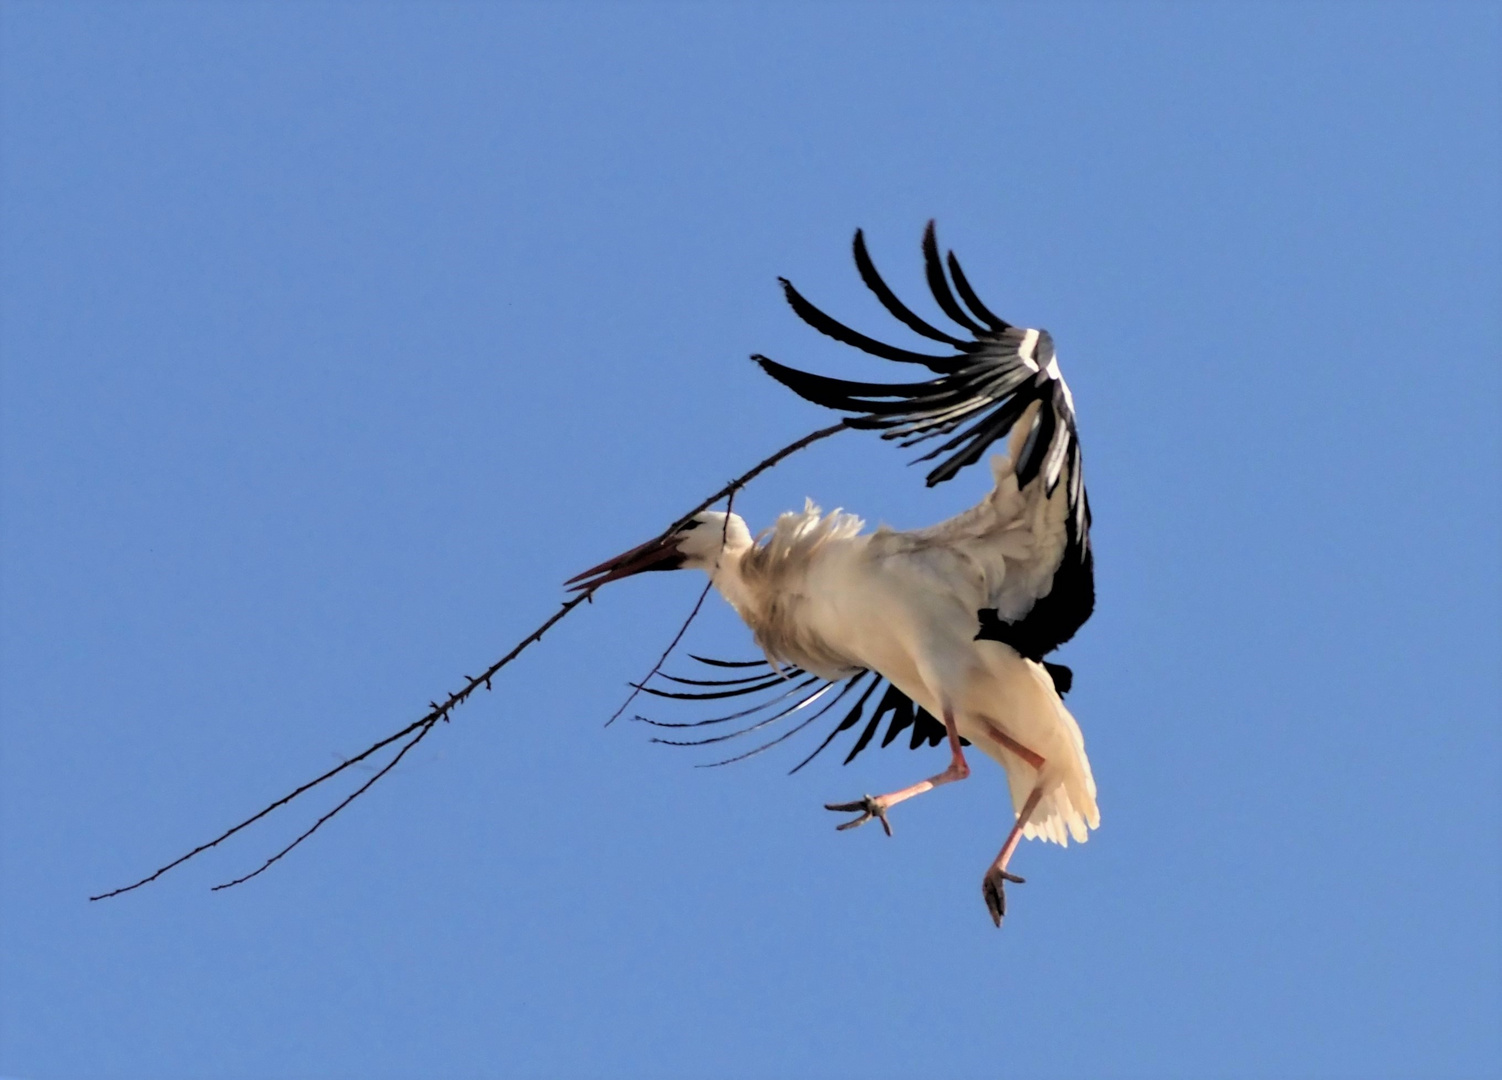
[975,719,1048,928]
[825,706,969,836]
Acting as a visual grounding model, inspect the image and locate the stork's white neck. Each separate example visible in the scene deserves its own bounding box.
[676,511,756,613]
[704,545,756,617]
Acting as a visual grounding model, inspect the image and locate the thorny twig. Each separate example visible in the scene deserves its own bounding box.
[210,718,434,890]
[90,420,848,900]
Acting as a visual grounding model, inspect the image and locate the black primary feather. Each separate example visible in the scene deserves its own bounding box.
[789,674,882,774]
[921,220,991,336]
[843,684,904,764]
[945,250,1012,333]
[633,675,790,701]
[776,279,964,372]
[879,693,916,748]
[852,229,975,348]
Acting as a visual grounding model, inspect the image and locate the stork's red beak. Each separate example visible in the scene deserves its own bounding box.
[564,532,686,592]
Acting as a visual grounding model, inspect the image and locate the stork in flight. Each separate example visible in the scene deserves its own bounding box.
[569,223,1097,927]
[86,222,1098,914]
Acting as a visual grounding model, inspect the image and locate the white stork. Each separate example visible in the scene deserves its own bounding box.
[569,223,1097,926]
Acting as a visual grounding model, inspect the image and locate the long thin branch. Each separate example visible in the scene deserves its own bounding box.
[660,422,847,533]
[210,717,438,890]
[90,420,849,900]
[89,589,594,901]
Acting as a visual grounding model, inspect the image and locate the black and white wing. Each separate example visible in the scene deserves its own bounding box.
[755,221,1094,658]
[630,654,953,771]
[632,653,1072,772]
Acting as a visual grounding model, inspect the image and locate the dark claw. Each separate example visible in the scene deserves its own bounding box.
[824,795,893,836]
[981,867,1025,928]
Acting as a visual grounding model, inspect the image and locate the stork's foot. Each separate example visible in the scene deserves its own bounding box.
[824,795,893,837]
[981,867,1026,928]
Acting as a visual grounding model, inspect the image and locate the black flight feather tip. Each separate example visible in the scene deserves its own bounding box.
[852,228,975,348]
[921,220,992,337]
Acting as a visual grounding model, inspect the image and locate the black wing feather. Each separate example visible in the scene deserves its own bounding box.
[1013,391,1058,489]
[659,670,802,687]
[911,707,950,749]
[853,229,975,348]
[922,220,991,336]
[879,694,916,747]
[688,655,770,668]
[789,673,882,773]
[633,675,789,700]
[777,279,965,373]
[697,674,872,769]
[945,250,1012,333]
[842,685,898,764]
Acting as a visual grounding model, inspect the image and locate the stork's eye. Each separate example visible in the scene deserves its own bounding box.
[677,519,702,532]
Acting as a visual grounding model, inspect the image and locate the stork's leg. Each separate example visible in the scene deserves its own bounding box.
[825,706,969,836]
[974,719,1047,928]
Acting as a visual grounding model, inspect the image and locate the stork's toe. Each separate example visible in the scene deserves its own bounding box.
[981,867,1026,928]
[824,795,893,836]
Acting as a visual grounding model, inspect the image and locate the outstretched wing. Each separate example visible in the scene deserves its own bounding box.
[631,653,1072,771]
[755,221,1093,658]
[629,655,952,771]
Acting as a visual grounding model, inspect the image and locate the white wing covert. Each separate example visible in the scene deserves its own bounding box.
[890,436,1068,616]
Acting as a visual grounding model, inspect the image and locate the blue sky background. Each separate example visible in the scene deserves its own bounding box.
[2,3,1499,1078]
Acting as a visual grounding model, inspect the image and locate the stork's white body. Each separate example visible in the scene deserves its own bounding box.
[567,223,1102,923]
[692,439,1099,848]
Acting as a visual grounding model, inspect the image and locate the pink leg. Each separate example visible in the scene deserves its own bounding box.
[974,717,1048,928]
[825,706,969,836]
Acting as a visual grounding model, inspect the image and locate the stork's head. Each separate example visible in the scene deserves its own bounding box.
[565,511,752,591]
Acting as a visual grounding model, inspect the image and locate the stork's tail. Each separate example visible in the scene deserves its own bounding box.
[1010,663,1100,846]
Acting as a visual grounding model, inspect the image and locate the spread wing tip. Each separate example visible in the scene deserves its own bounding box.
[757,223,1082,490]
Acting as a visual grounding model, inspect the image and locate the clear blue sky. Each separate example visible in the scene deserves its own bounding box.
[2,3,1498,1077]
